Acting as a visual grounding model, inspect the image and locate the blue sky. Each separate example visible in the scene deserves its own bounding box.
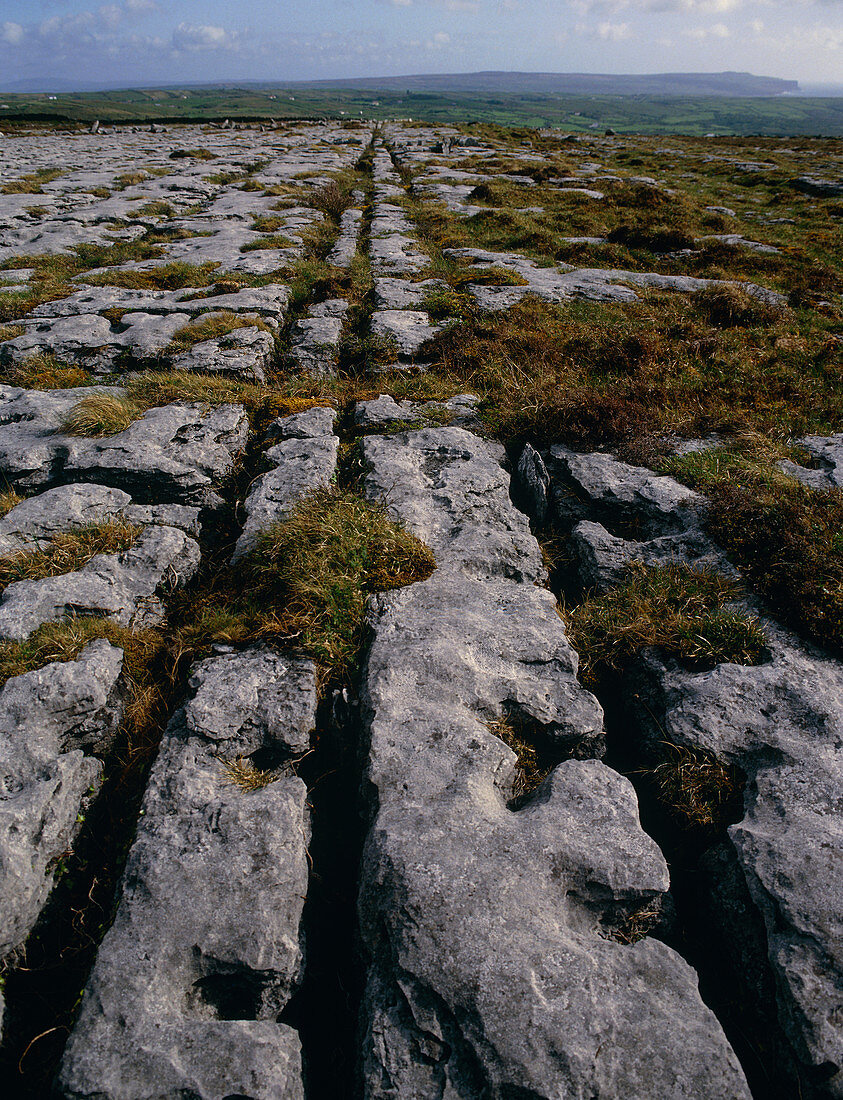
[0,1,841,88]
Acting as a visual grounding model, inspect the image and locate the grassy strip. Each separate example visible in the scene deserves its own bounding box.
[565,562,766,686]
[0,520,142,590]
[178,487,436,678]
[1,169,62,195]
[420,294,843,451]
[165,311,271,353]
[664,450,843,653]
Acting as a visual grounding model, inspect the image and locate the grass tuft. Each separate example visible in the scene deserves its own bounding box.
[3,355,93,390]
[215,755,278,792]
[1,169,62,195]
[178,488,436,678]
[642,741,745,833]
[244,488,436,672]
[310,180,353,222]
[166,311,270,353]
[566,562,767,685]
[665,450,843,653]
[60,393,142,437]
[695,284,785,328]
[0,489,23,518]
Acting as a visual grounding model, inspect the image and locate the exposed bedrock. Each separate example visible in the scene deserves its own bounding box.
[58,647,316,1100]
[0,640,125,962]
[0,385,249,505]
[356,423,749,1098]
[525,444,843,1098]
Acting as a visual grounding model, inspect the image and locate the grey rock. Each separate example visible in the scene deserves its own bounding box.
[58,648,313,1100]
[370,309,441,359]
[547,445,702,535]
[0,641,125,959]
[169,324,275,382]
[289,313,344,375]
[0,387,249,505]
[629,638,843,1097]
[185,649,316,756]
[373,277,445,311]
[354,393,479,431]
[265,405,338,442]
[570,517,731,590]
[122,503,202,537]
[0,483,132,555]
[515,443,550,526]
[791,176,843,198]
[233,434,339,563]
[357,426,749,1099]
[796,434,843,489]
[63,402,249,506]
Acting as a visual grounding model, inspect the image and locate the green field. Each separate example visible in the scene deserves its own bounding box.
[1,83,842,136]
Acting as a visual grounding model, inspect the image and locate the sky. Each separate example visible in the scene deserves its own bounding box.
[0,0,841,90]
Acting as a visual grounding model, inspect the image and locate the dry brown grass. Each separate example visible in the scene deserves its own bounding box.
[1,169,62,195]
[61,393,142,437]
[0,489,23,518]
[166,311,270,353]
[665,449,843,654]
[215,755,278,792]
[643,742,745,833]
[488,716,549,799]
[83,261,220,291]
[3,355,93,390]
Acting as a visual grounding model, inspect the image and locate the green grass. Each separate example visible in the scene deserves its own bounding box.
[663,450,843,654]
[565,562,767,686]
[179,487,436,677]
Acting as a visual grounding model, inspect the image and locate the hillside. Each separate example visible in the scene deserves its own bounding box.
[0,119,841,1099]
[306,69,800,97]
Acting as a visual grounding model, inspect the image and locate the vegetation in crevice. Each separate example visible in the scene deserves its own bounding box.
[565,562,767,687]
[664,449,843,654]
[0,520,143,591]
[177,487,435,678]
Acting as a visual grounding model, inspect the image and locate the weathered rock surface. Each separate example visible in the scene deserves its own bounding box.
[232,407,339,562]
[539,446,843,1098]
[0,641,125,960]
[58,647,314,1100]
[0,386,248,505]
[356,424,749,1098]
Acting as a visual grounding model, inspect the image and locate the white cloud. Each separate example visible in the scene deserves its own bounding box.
[125,0,159,12]
[1,22,24,46]
[597,20,632,38]
[573,0,740,12]
[434,30,451,42]
[684,20,730,36]
[172,23,239,52]
[98,5,123,31]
